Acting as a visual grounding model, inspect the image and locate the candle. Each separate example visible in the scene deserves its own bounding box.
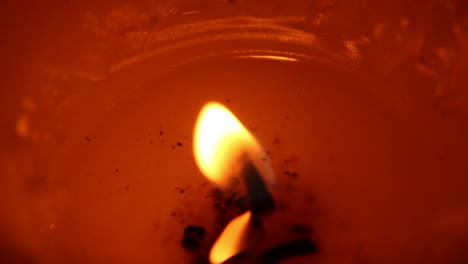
[1,1,468,264]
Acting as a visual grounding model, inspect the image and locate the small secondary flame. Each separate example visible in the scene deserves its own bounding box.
[209,211,252,264]
[193,102,273,186]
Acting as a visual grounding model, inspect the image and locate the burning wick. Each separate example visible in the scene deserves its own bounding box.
[194,102,275,263]
[191,102,317,264]
[241,162,275,215]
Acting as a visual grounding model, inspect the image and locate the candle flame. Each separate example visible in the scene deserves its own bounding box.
[209,211,252,264]
[193,102,273,186]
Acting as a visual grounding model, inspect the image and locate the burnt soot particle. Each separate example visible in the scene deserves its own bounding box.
[290,172,299,179]
[115,169,119,173]
[182,225,206,252]
[259,239,318,264]
[175,187,185,194]
[177,142,183,147]
[84,137,92,142]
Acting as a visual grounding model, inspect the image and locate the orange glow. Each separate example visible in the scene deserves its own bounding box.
[193,102,273,186]
[209,211,252,264]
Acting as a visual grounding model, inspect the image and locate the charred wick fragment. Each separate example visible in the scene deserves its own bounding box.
[182,225,206,252]
[241,163,275,214]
